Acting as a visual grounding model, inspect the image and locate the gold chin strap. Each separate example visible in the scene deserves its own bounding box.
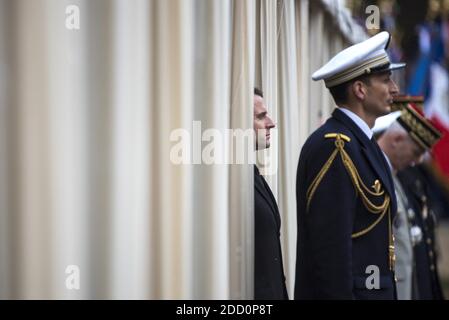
[306,133,395,271]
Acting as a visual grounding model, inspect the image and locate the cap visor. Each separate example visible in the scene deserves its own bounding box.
[371,62,406,75]
[388,62,406,71]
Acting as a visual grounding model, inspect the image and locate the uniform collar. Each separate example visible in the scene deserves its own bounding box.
[338,107,373,140]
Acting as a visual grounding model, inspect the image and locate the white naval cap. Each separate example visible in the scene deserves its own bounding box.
[312,31,406,88]
[372,111,401,134]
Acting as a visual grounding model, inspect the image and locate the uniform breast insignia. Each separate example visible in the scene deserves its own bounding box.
[306,133,392,243]
[372,180,382,193]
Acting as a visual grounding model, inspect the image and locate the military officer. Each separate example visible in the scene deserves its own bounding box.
[373,98,443,299]
[294,31,404,299]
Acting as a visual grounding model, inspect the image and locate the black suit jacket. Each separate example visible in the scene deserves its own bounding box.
[294,108,397,299]
[254,165,288,299]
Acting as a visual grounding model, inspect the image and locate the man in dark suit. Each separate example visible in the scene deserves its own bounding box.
[253,87,288,299]
[294,32,404,299]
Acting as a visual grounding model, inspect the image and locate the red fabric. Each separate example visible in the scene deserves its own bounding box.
[430,116,449,180]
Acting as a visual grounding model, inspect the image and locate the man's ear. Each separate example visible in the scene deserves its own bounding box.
[352,81,367,100]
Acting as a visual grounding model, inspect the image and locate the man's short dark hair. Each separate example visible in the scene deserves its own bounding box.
[254,87,264,98]
[329,75,371,105]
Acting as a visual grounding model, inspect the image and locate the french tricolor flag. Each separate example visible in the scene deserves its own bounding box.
[426,63,449,187]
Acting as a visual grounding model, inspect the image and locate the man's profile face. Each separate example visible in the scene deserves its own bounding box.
[253,94,275,150]
[363,71,399,118]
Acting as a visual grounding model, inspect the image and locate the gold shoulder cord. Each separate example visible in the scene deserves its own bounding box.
[306,133,395,271]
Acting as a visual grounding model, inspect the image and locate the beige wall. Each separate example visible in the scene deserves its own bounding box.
[0,0,370,299]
